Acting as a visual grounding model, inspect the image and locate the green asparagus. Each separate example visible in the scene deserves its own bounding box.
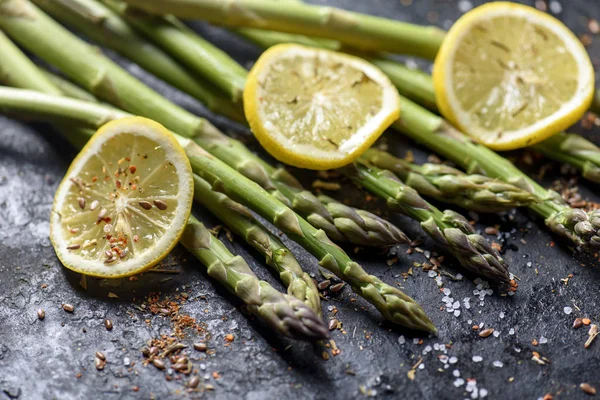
[533,133,600,184]
[362,148,537,212]
[30,0,244,122]
[349,162,510,283]
[0,39,327,340]
[181,216,329,339]
[192,175,323,317]
[2,0,407,249]
[393,96,600,250]
[119,0,445,59]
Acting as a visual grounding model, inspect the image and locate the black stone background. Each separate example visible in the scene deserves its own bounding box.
[1,0,600,399]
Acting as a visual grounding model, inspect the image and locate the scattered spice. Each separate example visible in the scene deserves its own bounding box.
[224,334,234,342]
[328,319,339,330]
[95,356,106,371]
[317,280,331,290]
[37,308,45,320]
[62,303,74,313]
[193,343,207,352]
[95,351,106,361]
[330,282,345,293]
[152,359,165,370]
[581,383,597,396]
[104,319,113,330]
[479,328,494,338]
[585,325,598,349]
[583,318,592,326]
[573,318,584,329]
[187,376,200,389]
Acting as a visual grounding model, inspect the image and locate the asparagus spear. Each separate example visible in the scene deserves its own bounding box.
[192,174,322,317]
[533,133,600,184]
[119,0,444,60]
[362,148,537,212]
[2,0,407,249]
[0,47,327,341]
[181,216,328,339]
[393,96,600,250]
[350,162,510,283]
[87,1,511,281]
[30,0,244,122]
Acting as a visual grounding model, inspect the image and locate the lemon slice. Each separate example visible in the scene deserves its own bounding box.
[50,117,194,278]
[433,2,595,151]
[244,44,401,170]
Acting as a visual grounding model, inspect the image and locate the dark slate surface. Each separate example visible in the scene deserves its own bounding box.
[1,1,600,399]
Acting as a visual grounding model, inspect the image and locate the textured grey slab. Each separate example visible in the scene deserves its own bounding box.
[1,1,600,399]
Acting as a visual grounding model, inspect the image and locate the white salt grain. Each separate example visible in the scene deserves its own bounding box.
[564,306,573,315]
[493,360,504,368]
[472,355,483,363]
[398,335,406,345]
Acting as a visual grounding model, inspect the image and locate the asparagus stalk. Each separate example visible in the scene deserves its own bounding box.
[350,162,510,283]
[0,42,327,341]
[1,0,407,249]
[393,96,600,250]
[362,148,537,212]
[119,0,445,60]
[91,2,511,281]
[533,133,600,183]
[192,174,322,317]
[30,0,244,122]
[96,0,248,103]
[182,215,328,339]
[0,87,437,333]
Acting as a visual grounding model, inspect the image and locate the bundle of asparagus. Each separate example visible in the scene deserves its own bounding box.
[0,4,436,332]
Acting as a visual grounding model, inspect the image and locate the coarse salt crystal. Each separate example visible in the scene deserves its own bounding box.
[454,310,461,317]
[454,378,465,387]
[449,357,458,364]
[509,328,515,335]
[413,338,420,344]
[499,312,505,319]
[428,270,437,278]
[493,331,500,338]
[549,0,562,14]
[456,274,463,280]
[539,337,548,344]
[493,361,503,368]
[564,306,573,315]
[398,335,406,345]
[453,301,460,309]
[418,363,425,370]
[443,288,451,296]
[453,369,460,377]
[439,355,449,364]
[433,343,440,351]
[458,0,473,13]
[472,355,483,363]
[480,388,488,398]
